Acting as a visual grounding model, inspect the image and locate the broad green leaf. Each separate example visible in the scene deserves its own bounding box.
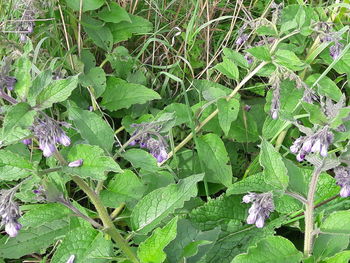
[331,107,350,129]
[137,217,178,263]
[322,251,350,263]
[164,219,220,263]
[0,204,71,259]
[36,76,78,109]
[246,46,271,61]
[68,107,115,153]
[189,195,247,231]
[214,58,239,80]
[79,67,106,98]
[0,149,34,180]
[101,77,161,111]
[131,174,204,234]
[66,0,104,12]
[305,74,342,102]
[97,2,131,23]
[217,98,240,136]
[259,139,288,190]
[160,103,192,126]
[313,234,349,262]
[302,102,328,125]
[231,236,303,263]
[82,15,113,51]
[100,170,145,208]
[197,134,232,187]
[107,46,135,79]
[81,50,96,73]
[226,173,272,195]
[64,144,122,180]
[14,56,31,100]
[223,48,249,68]
[28,70,52,106]
[274,50,305,71]
[109,15,153,43]
[227,109,259,142]
[256,26,277,36]
[51,225,113,263]
[274,195,302,214]
[0,102,36,145]
[321,211,350,235]
[123,149,159,172]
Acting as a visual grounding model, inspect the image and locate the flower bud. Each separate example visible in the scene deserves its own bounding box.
[68,159,83,168]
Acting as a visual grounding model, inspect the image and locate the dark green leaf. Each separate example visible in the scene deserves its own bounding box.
[97,2,131,23]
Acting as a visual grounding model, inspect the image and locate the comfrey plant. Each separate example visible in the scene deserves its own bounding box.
[128,121,169,163]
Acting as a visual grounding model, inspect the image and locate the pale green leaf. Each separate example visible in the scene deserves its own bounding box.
[274,49,305,71]
[321,211,350,235]
[217,98,240,136]
[232,236,303,263]
[214,58,239,80]
[226,173,272,195]
[137,217,178,263]
[0,149,35,181]
[79,67,106,98]
[36,76,79,109]
[131,174,204,234]
[259,139,288,190]
[322,250,350,263]
[101,77,160,111]
[66,0,104,12]
[305,74,342,102]
[82,15,113,51]
[197,134,232,187]
[14,56,31,100]
[247,46,271,61]
[64,144,122,180]
[97,2,131,23]
[122,149,159,172]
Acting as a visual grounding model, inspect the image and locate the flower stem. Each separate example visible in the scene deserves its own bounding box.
[304,163,324,256]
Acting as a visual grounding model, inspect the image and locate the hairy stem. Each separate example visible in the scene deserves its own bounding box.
[304,163,324,256]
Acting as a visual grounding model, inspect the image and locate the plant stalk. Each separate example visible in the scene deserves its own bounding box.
[304,163,324,256]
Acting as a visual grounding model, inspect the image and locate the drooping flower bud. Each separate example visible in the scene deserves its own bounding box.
[334,166,350,197]
[242,192,274,228]
[68,159,83,168]
[66,255,75,263]
[22,138,32,145]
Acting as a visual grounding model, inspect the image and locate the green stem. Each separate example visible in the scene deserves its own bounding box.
[304,163,324,257]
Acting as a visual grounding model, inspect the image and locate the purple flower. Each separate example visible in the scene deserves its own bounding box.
[5,220,22,237]
[235,34,249,46]
[242,192,274,228]
[68,159,83,168]
[330,42,343,60]
[3,76,16,91]
[0,190,22,237]
[244,54,254,65]
[22,138,32,145]
[334,166,350,197]
[244,105,251,112]
[57,133,71,147]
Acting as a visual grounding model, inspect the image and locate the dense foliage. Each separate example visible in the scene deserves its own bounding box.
[0,0,350,262]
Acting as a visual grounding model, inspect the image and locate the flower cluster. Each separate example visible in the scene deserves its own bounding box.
[32,118,71,157]
[334,166,350,197]
[0,190,22,237]
[242,192,274,228]
[269,73,281,120]
[315,22,343,59]
[18,9,35,42]
[129,123,168,163]
[290,126,334,162]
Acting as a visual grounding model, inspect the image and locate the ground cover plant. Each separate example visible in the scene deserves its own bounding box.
[0,0,350,262]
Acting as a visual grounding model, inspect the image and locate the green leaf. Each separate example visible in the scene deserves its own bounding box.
[137,217,178,263]
[305,74,342,102]
[214,58,239,80]
[28,70,52,106]
[321,211,350,235]
[223,48,249,68]
[79,67,106,98]
[232,236,303,263]
[66,0,104,12]
[14,55,31,100]
[51,225,113,263]
[101,77,161,111]
[82,15,113,51]
[68,107,115,153]
[274,50,305,71]
[122,149,159,172]
[36,76,78,109]
[131,174,204,234]
[313,234,349,262]
[0,102,36,146]
[0,149,34,181]
[226,173,272,196]
[322,251,350,263]
[97,2,131,23]
[217,98,240,135]
[109,15,153,43]
[189,195,247,231]
[100,169,145,208]
[227,109,259,142]
[259,139,288,190]
[160,103,192,126]
[302,102,328,125]
[197,134,232,187]
[246,46,271,61]
[256,26,277,36]
[164,219,220,263]
[64,144,122,180]
[0,204,71,259]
